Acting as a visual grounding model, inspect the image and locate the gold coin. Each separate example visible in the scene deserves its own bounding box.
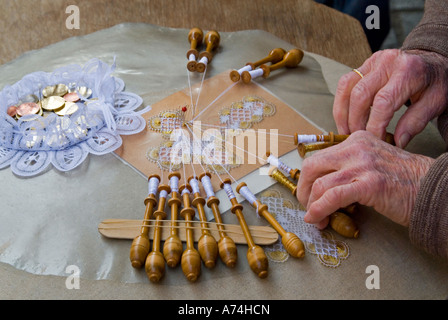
[41,96,66,111]
[55,102,79,116]
[42,84,68,98]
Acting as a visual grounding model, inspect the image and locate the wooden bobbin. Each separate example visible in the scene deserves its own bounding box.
[129,174,160,269]
[220,179,269,279]
[297,142,336,158]
[163,172,183,268]
[294,132,396,146]
[330,211,360,239]
[236,182,305,259]
[196,30,220,73]
[187,28,204,72]
[242,48,304,84]
[199,172,238,268]
[268,167,298,197]
[265,151,300,180]
[189,176,219,269]
[179,184,201,282]
[145,183,171,283]
[229,48,286,82]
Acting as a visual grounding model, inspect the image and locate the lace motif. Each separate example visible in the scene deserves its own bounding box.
[0,59,146,177]
[260,190,350,268]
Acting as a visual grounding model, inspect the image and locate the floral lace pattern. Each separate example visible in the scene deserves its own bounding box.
[260,189,351,268]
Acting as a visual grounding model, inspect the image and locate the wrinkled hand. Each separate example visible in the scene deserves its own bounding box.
[333,49,448,148]
[297,131,434,229]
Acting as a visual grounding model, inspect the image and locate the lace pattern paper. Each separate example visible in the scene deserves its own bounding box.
[0,59,146,177]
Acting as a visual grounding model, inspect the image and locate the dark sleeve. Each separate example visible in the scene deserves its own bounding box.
[401,0,448,58]
[410,153,448,259]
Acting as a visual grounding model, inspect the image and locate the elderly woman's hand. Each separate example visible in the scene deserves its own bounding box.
[297,131,434,229]
[333,49,448,148]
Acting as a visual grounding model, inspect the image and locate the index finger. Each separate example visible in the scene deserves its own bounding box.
[333,71,364,135]
[297,146,346,208]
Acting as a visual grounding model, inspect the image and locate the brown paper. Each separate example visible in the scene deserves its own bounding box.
[116,71,321,190]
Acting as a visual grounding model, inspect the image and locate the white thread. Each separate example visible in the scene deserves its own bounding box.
[248,68,264,80]
[170,175,179,193]
[189,177,200,194]
[198,56,208,66]
[200,175,215,199]
[148,176,160,195]
[192,81,237,121]
[181,187,190,196]
[188,53,196,62]
[267,154,280,167]
[159,190,168,199]
[296,135,318,144]
[223,183,236,200]
[267,154,292,176]
[237,65,252,74]
[238,185,258,205]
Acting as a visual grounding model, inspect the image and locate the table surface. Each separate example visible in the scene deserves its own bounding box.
[0,0,371,68]
[1,2,447,301]
[0,22,447,300]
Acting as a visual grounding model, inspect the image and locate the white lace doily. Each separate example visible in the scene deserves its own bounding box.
[0,59,146,177]
[260,194,350,267]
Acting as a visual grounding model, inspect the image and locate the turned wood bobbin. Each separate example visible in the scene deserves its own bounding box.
[187,27,204,72]
[179,184,201,282]
[196,30,220,73]
[220,179,269,279]
[199,172,238,268]
[163,172,183,268]
[229,48,286,82]
[236,182,305,259]
[242,48,304,83]
[129,174,160,269]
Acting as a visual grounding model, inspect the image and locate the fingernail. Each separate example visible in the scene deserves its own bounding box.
[398,133,410,149]
[304,213,311,224]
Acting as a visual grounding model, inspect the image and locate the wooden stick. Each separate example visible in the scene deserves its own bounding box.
[98,219,279,245]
